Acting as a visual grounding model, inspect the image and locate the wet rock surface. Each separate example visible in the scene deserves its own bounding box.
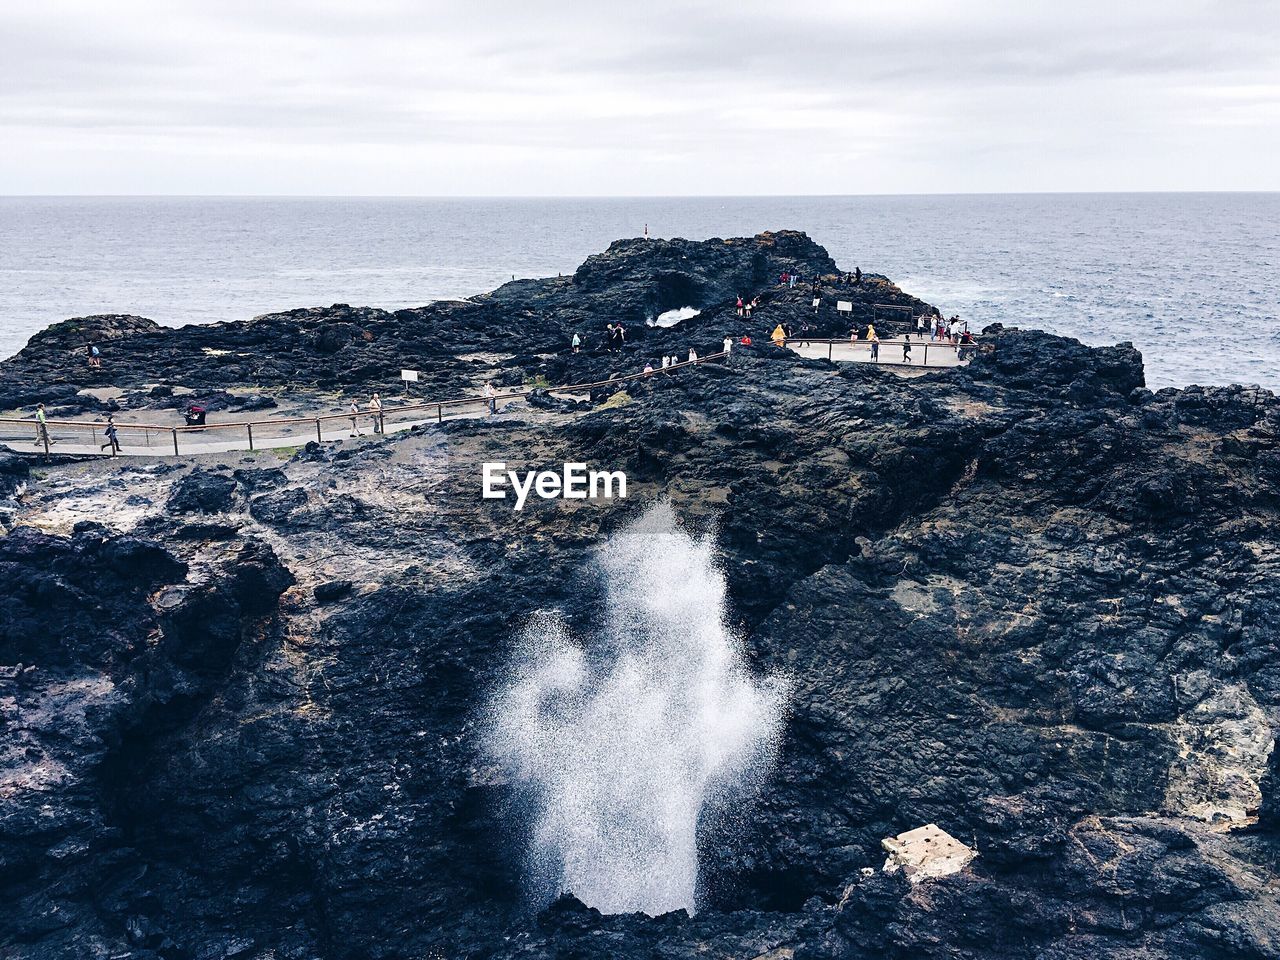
[0,235,1277,959]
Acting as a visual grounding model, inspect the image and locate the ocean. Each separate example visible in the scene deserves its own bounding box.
[1,194,1276,390]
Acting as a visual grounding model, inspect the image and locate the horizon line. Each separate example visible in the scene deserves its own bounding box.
[2,190,1279,201]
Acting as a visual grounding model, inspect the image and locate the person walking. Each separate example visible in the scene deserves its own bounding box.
[349,398,363,437]
[571,332,581,354]
[368,393,383,433]
[902,339,912,363]
[100,415,120,454]
[34,403,51,447]
[483,382,497,415]
[870,336,880,362]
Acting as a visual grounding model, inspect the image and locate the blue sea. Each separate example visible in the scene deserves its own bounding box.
[1,194,1276,390]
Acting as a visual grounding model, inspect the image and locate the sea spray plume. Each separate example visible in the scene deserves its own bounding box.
[486,502,788,916]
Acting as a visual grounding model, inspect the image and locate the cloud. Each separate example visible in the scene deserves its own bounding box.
[1,0,1278,193]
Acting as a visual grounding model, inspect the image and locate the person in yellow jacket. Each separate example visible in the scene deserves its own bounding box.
[866,323,877,342]
[771,324,787,347]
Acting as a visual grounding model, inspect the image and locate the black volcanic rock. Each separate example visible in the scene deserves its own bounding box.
[0,235,1277,960]
[166,468,238,513]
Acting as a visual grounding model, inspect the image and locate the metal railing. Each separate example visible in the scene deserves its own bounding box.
[0,352,730,458]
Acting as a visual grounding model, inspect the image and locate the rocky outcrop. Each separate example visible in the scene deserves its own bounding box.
[0,231,927,414]
[0,234,1276,960]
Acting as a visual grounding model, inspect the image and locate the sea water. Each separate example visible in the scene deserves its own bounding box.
[1,193,1277,389]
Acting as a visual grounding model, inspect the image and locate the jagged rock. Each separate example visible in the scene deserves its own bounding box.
[314,579,354,604]
[166,468,238,514]
[0,233,1277,960]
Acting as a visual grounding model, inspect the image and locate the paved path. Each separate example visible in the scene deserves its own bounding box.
[1,343,970,460]
[789,338,970,368]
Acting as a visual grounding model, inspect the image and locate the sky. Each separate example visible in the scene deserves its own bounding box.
[2,0,1279,196]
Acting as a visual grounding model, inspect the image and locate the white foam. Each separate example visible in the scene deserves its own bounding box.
[486,502,787,916]
[653,306,700,328]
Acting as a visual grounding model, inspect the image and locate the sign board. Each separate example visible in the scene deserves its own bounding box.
[401,369,419,382]
[836,300,853,313]
[812,298,820,308]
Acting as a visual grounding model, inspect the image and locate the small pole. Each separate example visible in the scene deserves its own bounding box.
[828,341,833,361]
[42,428,50,458]
[172,428,179,455]
[924,343,929,367]
[316,419,323,443]
[247,423,255,451]
[437,404,442,423]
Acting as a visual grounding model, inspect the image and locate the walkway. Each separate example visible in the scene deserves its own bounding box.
[788,337,973,368]
[0,339,975,459]
[0,355,722,459]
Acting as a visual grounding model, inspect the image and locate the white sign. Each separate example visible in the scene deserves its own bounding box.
[401,369,419,382]
[837,300,853,313]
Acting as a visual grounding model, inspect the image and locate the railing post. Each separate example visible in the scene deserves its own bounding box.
[437,404,442,423]
[828,341,833,361]
[172,428,179,455]
[247,423,254,451]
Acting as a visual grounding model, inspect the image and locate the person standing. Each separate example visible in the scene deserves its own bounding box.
[34,403,51,447]
[736,295,744,316]
[917,316,925,339]
[772,324,787,348]
[722,336,732,355]
[854,266,862,285]
[100,415,120,454]
[605,323,615,351]
[571,332,581,354]
[349,398,363,437]
[870,336,880,362]
[368,393,383,433]
[483,382,496,415]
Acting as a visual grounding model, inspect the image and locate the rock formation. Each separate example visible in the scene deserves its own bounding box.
[0,233,1276,959]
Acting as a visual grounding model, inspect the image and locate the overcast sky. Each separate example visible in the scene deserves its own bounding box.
[3,0,1278,195]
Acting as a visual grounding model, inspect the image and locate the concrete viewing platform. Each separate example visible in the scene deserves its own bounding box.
[788,337,973,368]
